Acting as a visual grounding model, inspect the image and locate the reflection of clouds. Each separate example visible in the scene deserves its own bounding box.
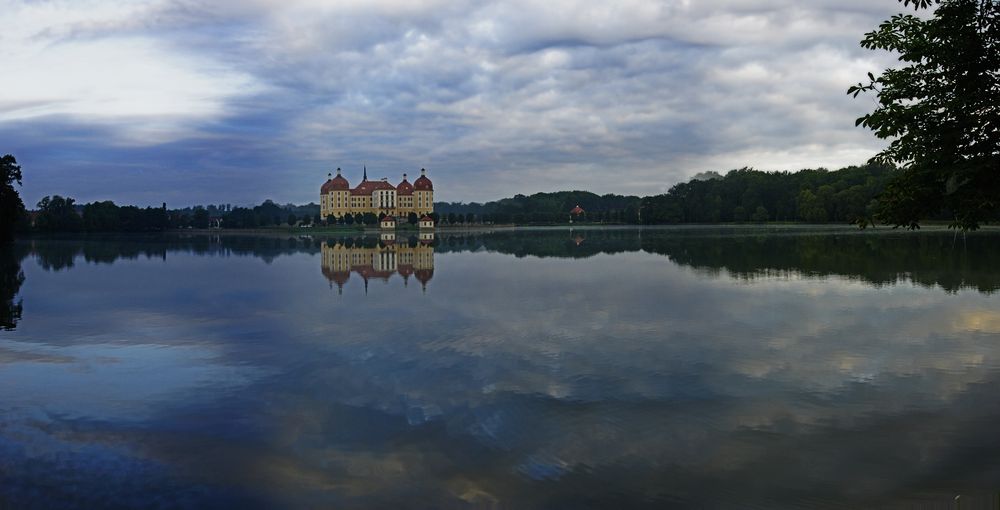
[4,234,1000,507]
[0,344,74,365]
[955,309,1000,334]
[273,250,1000,503]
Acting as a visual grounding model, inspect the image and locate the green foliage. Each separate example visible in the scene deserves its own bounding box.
[0,154,27,242]
[751,206,770,223]
[641,165,894,224]
[76,200,169,232]
[287,213,298,226]
[192,207,210,229]
[83,201,121,231]
[225,207,258,228]
[850,0,1000,230]
[35,196,83,232]
[437,190,642,224]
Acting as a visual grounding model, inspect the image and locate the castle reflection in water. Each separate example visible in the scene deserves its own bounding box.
[321,232,435,293]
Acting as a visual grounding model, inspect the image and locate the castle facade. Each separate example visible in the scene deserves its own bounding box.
[320,167,434,220]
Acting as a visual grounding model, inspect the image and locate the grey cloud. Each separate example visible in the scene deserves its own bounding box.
[6,0,909,205]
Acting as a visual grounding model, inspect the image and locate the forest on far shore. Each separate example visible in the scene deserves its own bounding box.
[5,162,978,233]
[437,163,901,226]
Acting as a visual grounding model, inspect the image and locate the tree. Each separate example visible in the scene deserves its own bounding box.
[1,155,26,242]
[83,201,122,231]
[733,206,748,223]
[192,207,210,229]
[751,205,769,223]
[797,190,828,223]
[408,212,419,225]
[849,0,1000,229]
[287,213,298,226]
[35,196,83,232]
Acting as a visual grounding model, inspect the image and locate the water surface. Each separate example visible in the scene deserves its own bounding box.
[3,226,1000,509]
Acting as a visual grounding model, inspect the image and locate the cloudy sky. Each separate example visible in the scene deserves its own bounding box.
[2,0,904,207]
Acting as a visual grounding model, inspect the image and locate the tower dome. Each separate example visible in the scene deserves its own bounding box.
[413,168,433,191]
[322,168,350,193]
[397,173,414,195]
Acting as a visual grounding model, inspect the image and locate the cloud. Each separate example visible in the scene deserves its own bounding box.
[1,0,906,205]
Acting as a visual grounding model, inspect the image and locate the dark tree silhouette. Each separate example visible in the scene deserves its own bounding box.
[849,0,1000,229]
[0,154,26,242]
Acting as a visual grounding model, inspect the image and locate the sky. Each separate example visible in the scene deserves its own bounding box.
[2,0,906,207]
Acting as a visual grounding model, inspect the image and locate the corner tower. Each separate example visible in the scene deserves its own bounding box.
[413,168,434,216]
[320,168,350,219]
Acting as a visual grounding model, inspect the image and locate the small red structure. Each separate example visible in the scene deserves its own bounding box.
[570,205,585,215]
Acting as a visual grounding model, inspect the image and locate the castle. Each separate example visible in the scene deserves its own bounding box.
[320,167,434,220]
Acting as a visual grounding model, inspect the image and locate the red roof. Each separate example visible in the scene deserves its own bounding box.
[397,176,414,196]
[321,169,350,193]
[322,267,350,286]
[414,169,433,191]
[415,268,434,284]
[353,265,393,281]
[420,215,434,222]
[570,205,585,215]
[382,216,396,222]
[350,179,396,196]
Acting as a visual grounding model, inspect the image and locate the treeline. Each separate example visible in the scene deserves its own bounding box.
[12,163,931,233]
[435,191,642,224]
[27,197,328,232]
[639,164,896,224]
[170,201,321,229]
[434,165,904,226]
[33,196,169,233]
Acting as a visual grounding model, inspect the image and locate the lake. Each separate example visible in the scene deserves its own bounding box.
[3,226,1000,509]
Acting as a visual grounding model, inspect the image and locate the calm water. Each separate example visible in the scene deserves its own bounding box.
[3,226,1000,509]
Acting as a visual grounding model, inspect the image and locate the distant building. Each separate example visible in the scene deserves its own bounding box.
[380,215,396,229]
[570,205,585,215]
[320,167,434,220]
[419,215,435,230]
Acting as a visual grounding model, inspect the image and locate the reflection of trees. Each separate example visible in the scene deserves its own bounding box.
[26,234,325,271]
[21,229,1000,294]
[434,229,641,258]
[436,228,1000,293]
[641,231,1000,293]
[1,243,28,330]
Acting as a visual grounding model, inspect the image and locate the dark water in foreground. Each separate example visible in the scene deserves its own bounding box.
[3,226,1000,509]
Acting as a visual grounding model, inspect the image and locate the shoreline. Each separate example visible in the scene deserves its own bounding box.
[12,223,1000,240]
